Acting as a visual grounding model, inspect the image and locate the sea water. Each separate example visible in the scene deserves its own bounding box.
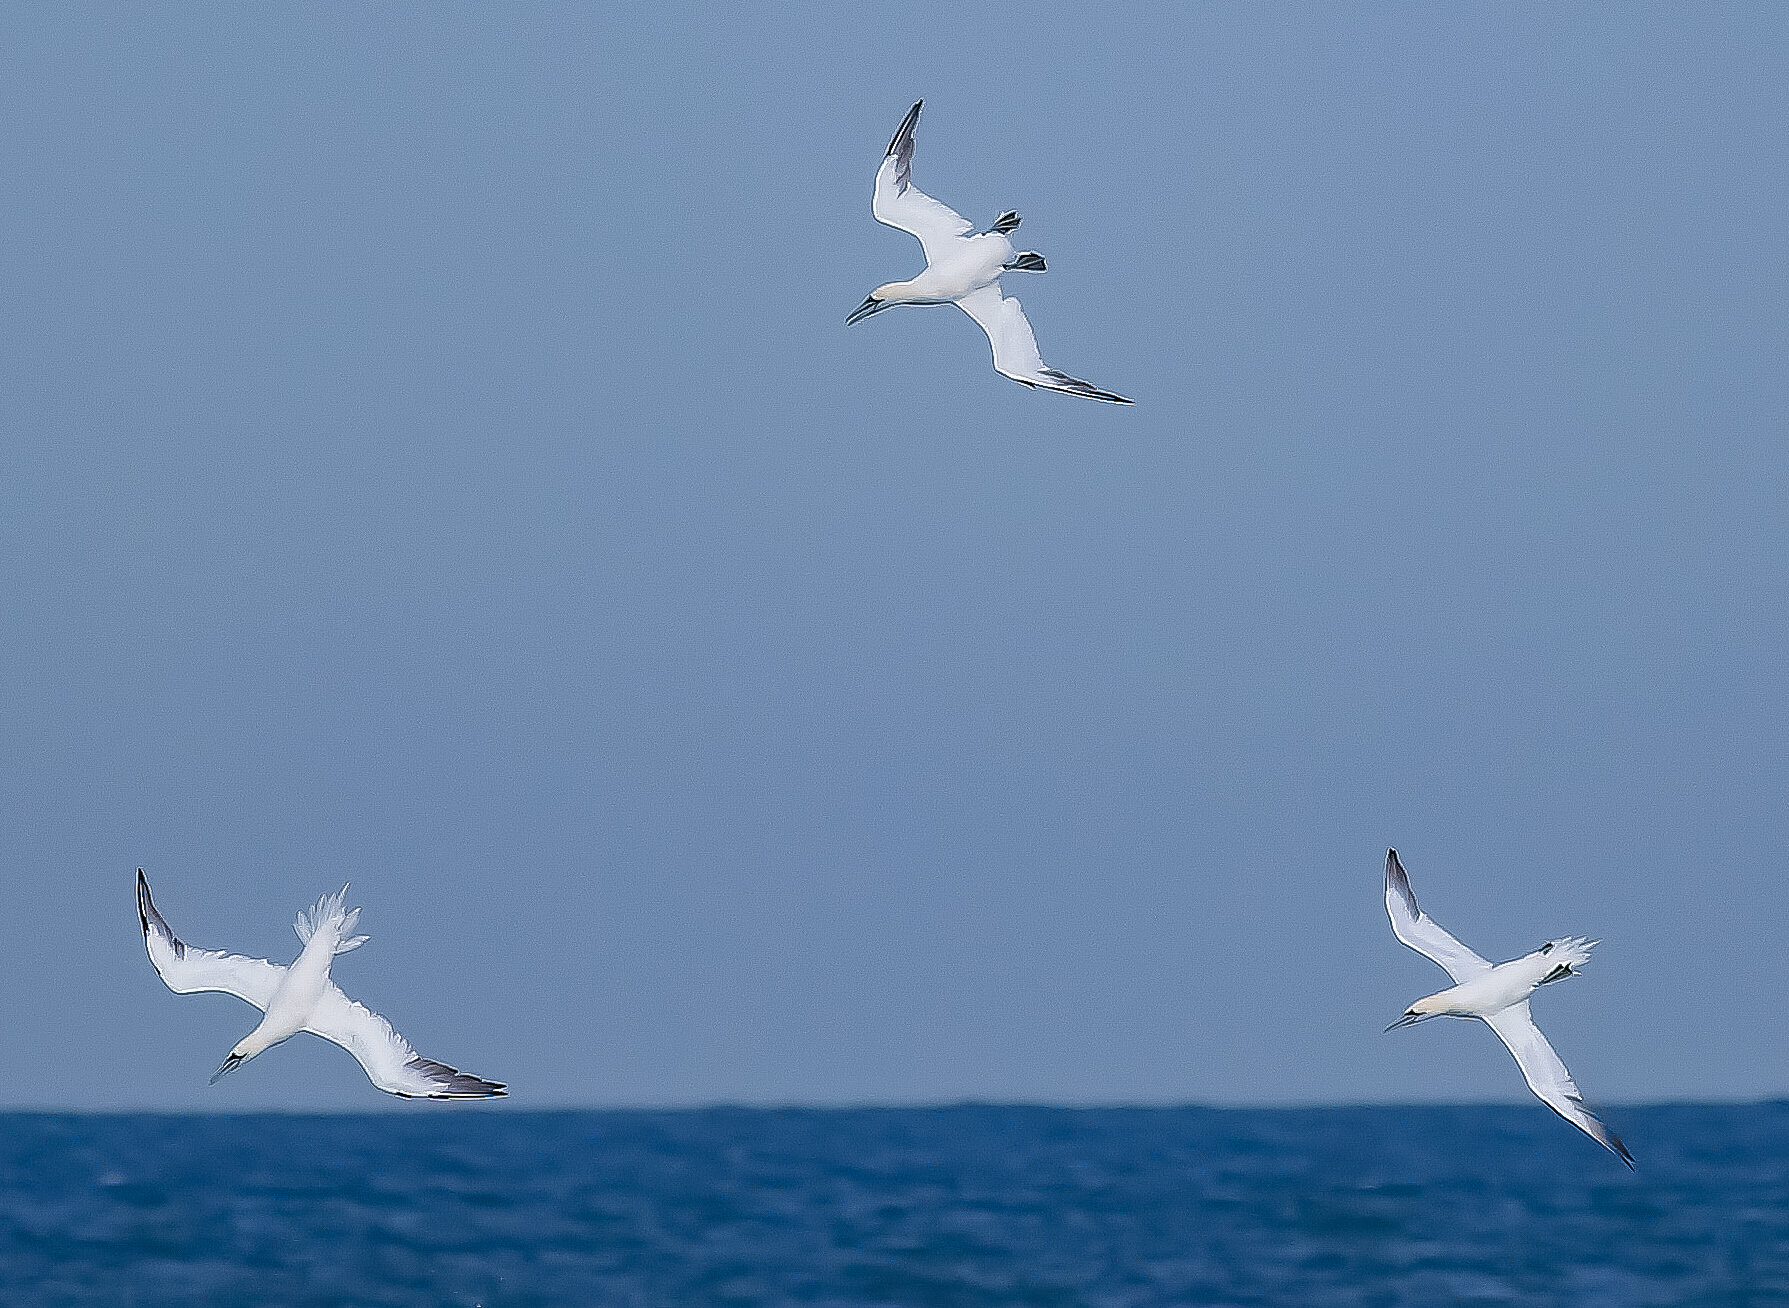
[2,1104,1784,1305]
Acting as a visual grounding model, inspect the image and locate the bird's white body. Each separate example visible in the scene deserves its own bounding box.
[1383,850,1631,1166]
[873,231,1014,307]
[1405,940,1594,1021]
[224,891,360,1064]
[849,101,1132,404]
[138,873,505,1099]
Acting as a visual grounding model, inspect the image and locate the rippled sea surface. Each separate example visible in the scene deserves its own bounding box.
[3,1104,1786,1306]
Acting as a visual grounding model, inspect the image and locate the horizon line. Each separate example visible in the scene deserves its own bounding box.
[2,1095,1783,1116]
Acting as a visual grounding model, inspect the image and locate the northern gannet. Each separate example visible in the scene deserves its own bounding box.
[138,871,506,1099]
[1383,849,1631,1166]
[848,101,1132,404]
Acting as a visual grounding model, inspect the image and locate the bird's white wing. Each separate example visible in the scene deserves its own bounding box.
[872,101,973,263]
[1483,1000,1633,1167]
[955,286,1133,404]
[138,870,286,1009]
[304,983,506,1099]
[1384,849,1492,983]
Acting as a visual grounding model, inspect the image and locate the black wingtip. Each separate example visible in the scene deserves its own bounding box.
[1030,368,1132,405]
[1385,849,1419,913]
[136,871,186,957]
[430,1079,507,1100]
[1608,1128,1636,1170]
[887,100,923,156]
[409,1055,509,1100]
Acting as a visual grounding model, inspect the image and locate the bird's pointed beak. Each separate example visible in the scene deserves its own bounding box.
[209,1053,245,1085]
[1384,1013,1424,1032]
[846,294,885,326]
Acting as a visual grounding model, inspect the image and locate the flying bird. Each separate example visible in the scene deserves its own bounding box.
[1382,849,1631,1166]
[848,101,1132,404]
[138,871,506,1099]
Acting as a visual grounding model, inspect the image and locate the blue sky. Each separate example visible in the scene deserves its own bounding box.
[2,3,1785,1110]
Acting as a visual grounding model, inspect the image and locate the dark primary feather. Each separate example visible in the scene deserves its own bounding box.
[1386,849,1421,920]
[405,1055,507,1099]
[1554,1091,1635,1169]
[1031,369,1133,404]
[137,869,186,959]
[886,100,923,193]
[1588,1111,1636,1169]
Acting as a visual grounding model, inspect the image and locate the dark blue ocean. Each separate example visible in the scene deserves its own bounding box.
[3,1104,1785,1306]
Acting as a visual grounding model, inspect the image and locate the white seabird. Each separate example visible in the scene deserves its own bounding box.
[848,101,1132,404]
[138,871,506,1099]
[1383,849,1631,1166]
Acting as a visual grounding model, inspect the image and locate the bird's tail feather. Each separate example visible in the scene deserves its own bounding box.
[1541,935,1598,973]
[294,885,371,954]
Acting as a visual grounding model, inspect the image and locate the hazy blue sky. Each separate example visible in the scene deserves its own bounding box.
[3,4,1785,1112]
